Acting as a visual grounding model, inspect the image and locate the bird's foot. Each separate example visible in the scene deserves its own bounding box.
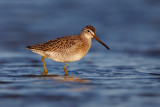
[41,70,48,76]
[64,73,68,76]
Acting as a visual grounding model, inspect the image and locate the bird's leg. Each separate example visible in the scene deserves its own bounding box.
[64,62,68,75]
[42,56,48,75]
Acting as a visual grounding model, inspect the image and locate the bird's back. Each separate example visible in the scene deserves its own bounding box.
[27,35,80,51]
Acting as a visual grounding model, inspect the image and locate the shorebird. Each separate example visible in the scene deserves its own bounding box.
[26,25,110,75]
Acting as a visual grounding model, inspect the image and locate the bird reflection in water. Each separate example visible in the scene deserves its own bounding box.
[41,74,90,92]
[41,74,88,83]
[19,74,90,91]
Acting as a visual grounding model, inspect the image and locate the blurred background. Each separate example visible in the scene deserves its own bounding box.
[0,0,160,107]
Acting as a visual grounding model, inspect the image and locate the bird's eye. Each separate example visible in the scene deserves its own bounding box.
[87,30,90,32]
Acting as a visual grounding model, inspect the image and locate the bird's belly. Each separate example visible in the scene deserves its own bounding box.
[46,51,84,62]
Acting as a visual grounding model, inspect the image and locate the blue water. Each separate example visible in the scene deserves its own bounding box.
[0,0,160,107]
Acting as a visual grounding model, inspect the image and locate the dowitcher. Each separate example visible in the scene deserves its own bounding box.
[26,25,110,75]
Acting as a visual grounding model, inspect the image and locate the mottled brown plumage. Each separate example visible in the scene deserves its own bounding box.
[28,36,81,51]
[26,25,110,75]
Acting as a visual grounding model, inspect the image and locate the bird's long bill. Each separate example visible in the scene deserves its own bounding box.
[93,35,110,50]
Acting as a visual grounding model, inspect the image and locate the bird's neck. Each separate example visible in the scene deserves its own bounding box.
[80,33,92,45]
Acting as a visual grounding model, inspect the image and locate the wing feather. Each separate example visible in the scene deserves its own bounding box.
[29,35,81,52]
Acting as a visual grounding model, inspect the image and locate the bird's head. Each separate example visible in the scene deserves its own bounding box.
[81,25,110,50]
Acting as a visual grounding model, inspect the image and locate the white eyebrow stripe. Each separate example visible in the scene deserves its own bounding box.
[90,30,95,35]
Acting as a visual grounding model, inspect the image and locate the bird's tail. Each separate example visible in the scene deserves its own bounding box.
[26,46,32,49]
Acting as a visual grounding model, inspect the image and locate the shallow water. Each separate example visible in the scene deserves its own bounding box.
[0,0,160,107]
